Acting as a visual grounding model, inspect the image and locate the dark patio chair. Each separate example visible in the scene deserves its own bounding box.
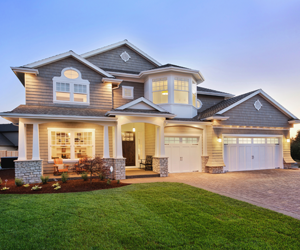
[140,155,153,171]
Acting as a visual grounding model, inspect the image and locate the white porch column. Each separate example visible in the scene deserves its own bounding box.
[155,126,160,157]
[32,123,40,160]
[103,125,110,158]
[18,120,27,160]
[203,125,208,155]
[116,122,123,158]
[160,125,165,157]
[112,126,116,158]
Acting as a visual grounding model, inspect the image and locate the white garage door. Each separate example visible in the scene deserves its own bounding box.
[224,137,282,171]
[165,136,202,173]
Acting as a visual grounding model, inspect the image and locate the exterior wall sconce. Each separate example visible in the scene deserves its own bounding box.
[132,128,136,132]
[287,138,290,143]
[217,138,222,142]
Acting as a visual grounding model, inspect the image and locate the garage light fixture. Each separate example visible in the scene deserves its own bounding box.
[287,138,290,143]
[217,138,222,142]
[132,128,136,132]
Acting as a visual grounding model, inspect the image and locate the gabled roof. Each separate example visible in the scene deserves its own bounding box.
[81,39,161,67]
[113,97,167,112]
[0,123,18,147]
[198,89,298,120]
[22,51,113,77]
[197,87,234,97]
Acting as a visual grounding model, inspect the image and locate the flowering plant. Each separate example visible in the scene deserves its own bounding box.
[23,184,30,188]
[31,185,42,191]
[52,182,60,187]
[1,179,9,191]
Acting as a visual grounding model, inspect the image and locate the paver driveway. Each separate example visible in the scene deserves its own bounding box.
[123,169,300,219]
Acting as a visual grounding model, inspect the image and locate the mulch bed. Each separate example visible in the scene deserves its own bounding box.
[0,169,130,194]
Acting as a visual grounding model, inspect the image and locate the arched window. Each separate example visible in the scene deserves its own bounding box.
[196,99,202,109]
[52,68,90,105]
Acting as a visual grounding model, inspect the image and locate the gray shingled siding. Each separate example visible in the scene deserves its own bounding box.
[197,94,225,112]
[220,94,291,127]
[113,81,144,109]
[25,57,112,110]
[85,45,156,73]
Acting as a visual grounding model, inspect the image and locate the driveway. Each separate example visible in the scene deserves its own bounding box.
[123,169,300,220]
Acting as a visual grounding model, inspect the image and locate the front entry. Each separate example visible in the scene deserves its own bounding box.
[122,131,136,166]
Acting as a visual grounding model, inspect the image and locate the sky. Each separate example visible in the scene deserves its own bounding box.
[0,0,300,136]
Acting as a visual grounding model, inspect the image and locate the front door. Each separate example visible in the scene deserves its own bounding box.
[122,131,136,166]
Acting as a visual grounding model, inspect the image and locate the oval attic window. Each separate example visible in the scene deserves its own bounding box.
[64,69,79,79]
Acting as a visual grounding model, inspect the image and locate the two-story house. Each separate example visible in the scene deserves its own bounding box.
[1,40,298,183]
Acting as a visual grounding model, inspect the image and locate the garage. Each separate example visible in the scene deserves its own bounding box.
[223,136,282,171]
[165,136,202,173]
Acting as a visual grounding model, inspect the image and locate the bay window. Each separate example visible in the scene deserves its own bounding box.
[192,80,197,107]
[152,78,168,104]
[174,77,189,104]
[53,68,90,105]
[48,128,95,162]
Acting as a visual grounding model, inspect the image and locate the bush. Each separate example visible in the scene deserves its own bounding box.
[40,175,49,184]
[99,173,104,181]
[0,177,2,185]
[81,172,88,181]
[107,179,111,185]
[117,180,120,184]
[15,178,24,186]
[61,172,68,183]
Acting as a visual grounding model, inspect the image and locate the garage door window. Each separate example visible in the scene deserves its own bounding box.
[165,137,180,144]
[224,138,237,145]
[253,138,265,144]
[165,137,198,145]
[238,138,251,144]
[267,138,279,144]
[182,137,198,144]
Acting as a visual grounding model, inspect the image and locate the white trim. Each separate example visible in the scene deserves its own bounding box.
[165,120,212,126]
[213,126,290,131]
[114,97,167,112]
[288,120,300,124]
[197,91,234,97]
[122,86,134,99]
[102,78,123,84]
[223,134,283,138]
[11,67,39,75]
[47,128,95,163]
[24,51,113,77]
[106,111,176,118]
[216,89,298,119]
[202,116,230,121]
[81,39,161,66]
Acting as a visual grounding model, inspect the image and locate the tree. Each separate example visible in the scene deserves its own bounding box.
[79,157,104,183]
[291,130,300,161]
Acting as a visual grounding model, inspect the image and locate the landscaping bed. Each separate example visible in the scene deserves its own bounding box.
[0,169,129,194]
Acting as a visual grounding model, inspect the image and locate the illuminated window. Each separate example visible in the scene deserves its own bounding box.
[53,68,89,105]
[49,129,95,162]
[174,77,189,104]
[192,80,197,107]
[152,78,168,104]
[253,138,265,144]
[224,138,237,144]
[122,86,134,99]
[267,138,279,144]
[238,138,252,144]
[196,99,202,109]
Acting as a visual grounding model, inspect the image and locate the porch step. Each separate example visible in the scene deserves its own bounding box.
[126,174,160,179]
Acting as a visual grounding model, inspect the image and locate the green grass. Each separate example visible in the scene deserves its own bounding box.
[1,183,300,249]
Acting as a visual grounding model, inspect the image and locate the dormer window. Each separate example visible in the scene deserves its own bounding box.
[53,68,90,105]
[152,78,168,104]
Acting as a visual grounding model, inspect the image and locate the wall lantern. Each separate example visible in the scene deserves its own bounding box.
[217,138,222,143]
[132,128,136,132]
[287,138,290,143]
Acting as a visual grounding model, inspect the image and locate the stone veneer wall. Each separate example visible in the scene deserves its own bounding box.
[201,156,209,173]
[283,161,292,169]
[15,160,43,184]
[102,158,126,180]
[205,166,223,174]
[153,157,168,177]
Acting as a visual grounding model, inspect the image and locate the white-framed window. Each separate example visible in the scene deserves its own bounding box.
[253,138,265,144]
[165,137,180,144]
[48,128,95,162]
[165,137,199,145]
[224,138,237,144]
[238,138,252,144]
[122,86,134,99]
[267,138,279,144]
[196,99,202,109]
[174,77,189,104]
[192,80,197,107]
[53,67,90,105]
[152,78,168,104]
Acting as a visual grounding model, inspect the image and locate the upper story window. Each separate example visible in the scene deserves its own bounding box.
[53,68,90,105]
[122,86,134,99]
[174,77,189,104]
[152,78,168,104]
[196,99,202,109]
[192,80,197,107]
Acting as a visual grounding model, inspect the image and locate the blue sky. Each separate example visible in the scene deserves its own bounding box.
[0,0,300,135]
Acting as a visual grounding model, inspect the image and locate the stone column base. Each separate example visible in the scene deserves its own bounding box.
[205,166,223,174]
[201,156,209,173]
[14,160,43,184]
[153,157,168,177]
[283,162,292,169]
[102,158,126,180]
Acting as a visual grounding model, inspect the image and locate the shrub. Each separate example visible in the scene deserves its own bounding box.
[81,172,88,181]
[61,172,68,183]
[99,173,104,181]
[117,180,120,184]
[107,179,111,185]
[0,177,2,185]
[40,175,49,184]
[15,178,24,186]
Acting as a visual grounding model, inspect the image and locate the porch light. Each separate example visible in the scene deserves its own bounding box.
[217,138,222,142]
[132,128,136,132]
[287,138,290,143]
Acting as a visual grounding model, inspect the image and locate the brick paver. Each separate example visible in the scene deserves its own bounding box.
[122,169,300,219]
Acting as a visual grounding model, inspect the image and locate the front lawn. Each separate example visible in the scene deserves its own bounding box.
[1,182,300,249]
